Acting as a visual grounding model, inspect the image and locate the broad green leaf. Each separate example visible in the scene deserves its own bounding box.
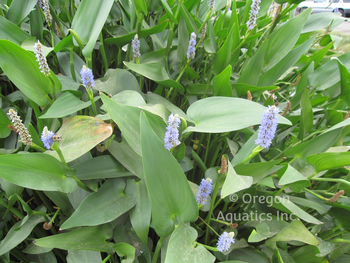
[298,89,313,141]
[108,139,144,179]
[140,112,198,237]
[315,237,335,257]
[308,52,350,91]
[0,109,11,138]
[145,93,189,121]
[73,155,132,180]
[45,116,113,163]
[0,177,23,207]
[101,93,166,156]
[227,248,270,262]
[34,224,115,253]
[0,15,31,45]
[231,131,258,166]
[67,250,102,263]
[214,25,234,75]
[44,191,75,216]
[104,21,168,47]
[278,165,310,193]
[183,97,291,134]
[40,92,94,118]
[276,197,322,224]
[258,36,315,86]
[235,160,282,184]
[126,179,151,244]
[269,219,319,245]
[164,222,215,263]
[263,8,311,72]
[112,90,146,107]
[29,6,43,41]
[22,243,53,254]
[27,252,57,263]
[160,0,177,23]
[94,69,141,96]
[0,207,46,256]
[114,243,136,263]
[338,61,350,107]
[302,12,344,33]
[22,37,53,56]
[285,128,342,159]
[0,153,77,193]
[61,179,136,229]
[124,62,184,94]
[133,0,147,14]
[213,65,233,97]
[7,0,37,25]
[179,3,198,33]
[222,159,253,198]
[238,39,268,86]
[71,0,114,56]
[306,152,350,173]
[0,40,62,106]
[232,83,278,97]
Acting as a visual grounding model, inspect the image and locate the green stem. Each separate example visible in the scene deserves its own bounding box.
[70,48,76,81]
[151,237,165,263]
[101,254,112,263]
[88,89,97,116]
[29,100,44,134]
[205,173,224,243]
[99,31,109,72]
[30,143,46,152]
[196,243,218,251]
[72,175,94,193]
[303,188,328,201]
[48,74,56,101]
[311,177,350,187]
[51,142,68,167]
[0,198,24,220]
[49,208,60,224]
[192,150,207,172]
[329,238,350,243]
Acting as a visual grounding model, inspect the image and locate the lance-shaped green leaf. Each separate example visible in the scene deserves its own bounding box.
[40,92,96,119]
[71,0,114,56]
[105,21,168,47]
[61,179,136,229]
[6,0,37,25]
[298,89,313,141]
[0,15,31,45]
[164,222,215,263]
[0,109,12,138]
[285,128,343,159]
[338,60,350,107]
[0,40,61,106]
[307,152,350,173]
[101,93,166,156]
[263,8,311,72]
[0,153,77,193]
[269,219,319,245]
[214,25,234,75]
[34,224,115,253]
[0,207,46,256]
[213,65,233,97]
[232,83,278,97]
[222,159,253,198]
[278,164,310,193]
[140,112,198,237]
[124,62,184,94]
[275,197,322,224]
[67,250,102,263]
[126,179,151,244]
[183,97,291,134]
[45,116,113,163]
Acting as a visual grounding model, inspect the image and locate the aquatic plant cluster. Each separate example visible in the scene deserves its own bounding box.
[0,0,349,262]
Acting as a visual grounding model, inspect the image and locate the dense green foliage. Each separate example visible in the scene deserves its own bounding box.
[1,0,350,262]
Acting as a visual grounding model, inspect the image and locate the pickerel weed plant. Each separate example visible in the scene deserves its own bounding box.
[0,0,350,262]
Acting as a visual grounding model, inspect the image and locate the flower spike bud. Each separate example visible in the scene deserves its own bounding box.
[164,113,181,150]
[209,0,215,11]
[132,34,141,59]
[41,126,55,149]
[219,155,228,174]
[217,232,235,252]
[42,0,52,27]
[7,109,32,146]
[246,0,261,30]
[196,178,213,205]
[80,66,94,90]
[255,105,280,148]
[34,41,51,76]
[187,32,197,60]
